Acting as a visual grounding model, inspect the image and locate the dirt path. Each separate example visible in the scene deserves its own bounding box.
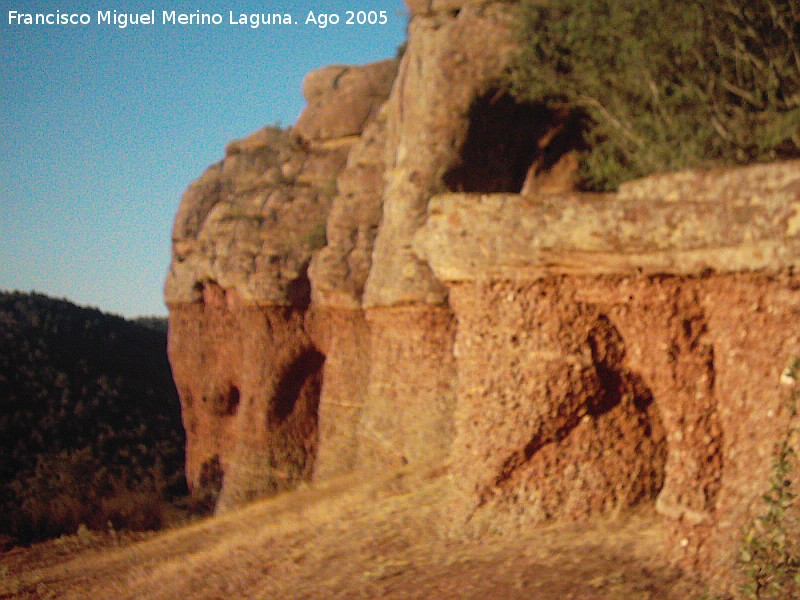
[1,468,705,599]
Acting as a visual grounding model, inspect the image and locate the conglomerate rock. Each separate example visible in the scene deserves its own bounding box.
[165,0,800,591]
[415,160,800,584]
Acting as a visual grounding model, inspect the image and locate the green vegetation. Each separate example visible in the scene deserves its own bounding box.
[738,359,800,598]
[506,0,800,190]
[0,292,185,543]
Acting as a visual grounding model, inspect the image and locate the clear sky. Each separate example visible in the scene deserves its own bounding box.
[1,0,407,317]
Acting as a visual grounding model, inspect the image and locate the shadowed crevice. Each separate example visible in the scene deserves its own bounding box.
[272,349,325,423]
[481,314,666,508]
[443,89,587,193]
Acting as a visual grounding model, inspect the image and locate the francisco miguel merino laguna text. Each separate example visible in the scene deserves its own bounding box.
[7,10,305,29]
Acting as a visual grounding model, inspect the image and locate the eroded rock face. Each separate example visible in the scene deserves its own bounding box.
[168,286,322,510]
[166,127,338,307]
[166,0,800,589]
[304,308,371,479]
[357,306,457,470]
[416,161,800,586]
[166,59,398,510]
[414,162,800,281]
[447,279,668,534]
[363,1,518,307]
[295,60,397,143]
[307,103,390,309]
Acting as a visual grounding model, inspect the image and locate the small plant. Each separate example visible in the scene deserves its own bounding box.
[319,178,338,199]
[738,358,800,599]
[219,201,267,225]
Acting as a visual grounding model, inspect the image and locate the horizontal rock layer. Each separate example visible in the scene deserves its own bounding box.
[414,161,800,282]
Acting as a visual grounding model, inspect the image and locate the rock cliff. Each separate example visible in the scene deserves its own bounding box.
[166,0,800,590]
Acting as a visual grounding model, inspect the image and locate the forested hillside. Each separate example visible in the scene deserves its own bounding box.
[0,291,185,543]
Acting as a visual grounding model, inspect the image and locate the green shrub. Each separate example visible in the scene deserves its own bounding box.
[8,448,166,541]
[304,221,328,251]
[506,0,800,190]
[738,359,800,598]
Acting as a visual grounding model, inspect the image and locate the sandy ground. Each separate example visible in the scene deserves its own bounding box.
[1,467,706,599]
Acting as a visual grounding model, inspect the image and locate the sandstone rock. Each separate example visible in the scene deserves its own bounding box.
[295,60,397,143]
[166,60,398,309]
[305,308,371,479]
[165,60,397,512]
[404,0,494,17]
[447,278,667,535]
[167,288,322,508]
[356,307,457,470]
[307,106,389,309]
[414,161,800,282]
[617,159,800,203]
[363,1,521,307]
[412,161,800,583]
[165,126,342,307]
[435,270,799,589]
[165,0,800,590]
[311,2,586,309]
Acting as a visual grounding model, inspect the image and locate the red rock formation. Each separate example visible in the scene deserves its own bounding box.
[167,284,322,511]
[416,161,800,587]
[166,60,398,508]
[446,278,668,533]
[166,0,800,592]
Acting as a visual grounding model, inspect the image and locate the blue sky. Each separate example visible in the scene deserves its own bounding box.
[1,0,407,317]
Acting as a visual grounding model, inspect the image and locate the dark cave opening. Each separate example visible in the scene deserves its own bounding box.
[443,89,586,194]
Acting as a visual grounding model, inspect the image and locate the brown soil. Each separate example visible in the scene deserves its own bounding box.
[1,468,706,599]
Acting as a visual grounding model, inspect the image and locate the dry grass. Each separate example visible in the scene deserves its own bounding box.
[1,467,704,599]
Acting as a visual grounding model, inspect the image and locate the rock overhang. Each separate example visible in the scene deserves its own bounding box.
[414,160,800,283]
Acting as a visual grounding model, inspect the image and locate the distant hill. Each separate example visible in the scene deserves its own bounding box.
[132,315,169,334]
[0,291,185,543]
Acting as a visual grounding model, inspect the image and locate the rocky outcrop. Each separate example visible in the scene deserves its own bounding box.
[166,59,398,505]
[166,0,800,591]
[168,291,322,511]
[415,161,800,583]
[166,58,399,308]
[414,163,800,280]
